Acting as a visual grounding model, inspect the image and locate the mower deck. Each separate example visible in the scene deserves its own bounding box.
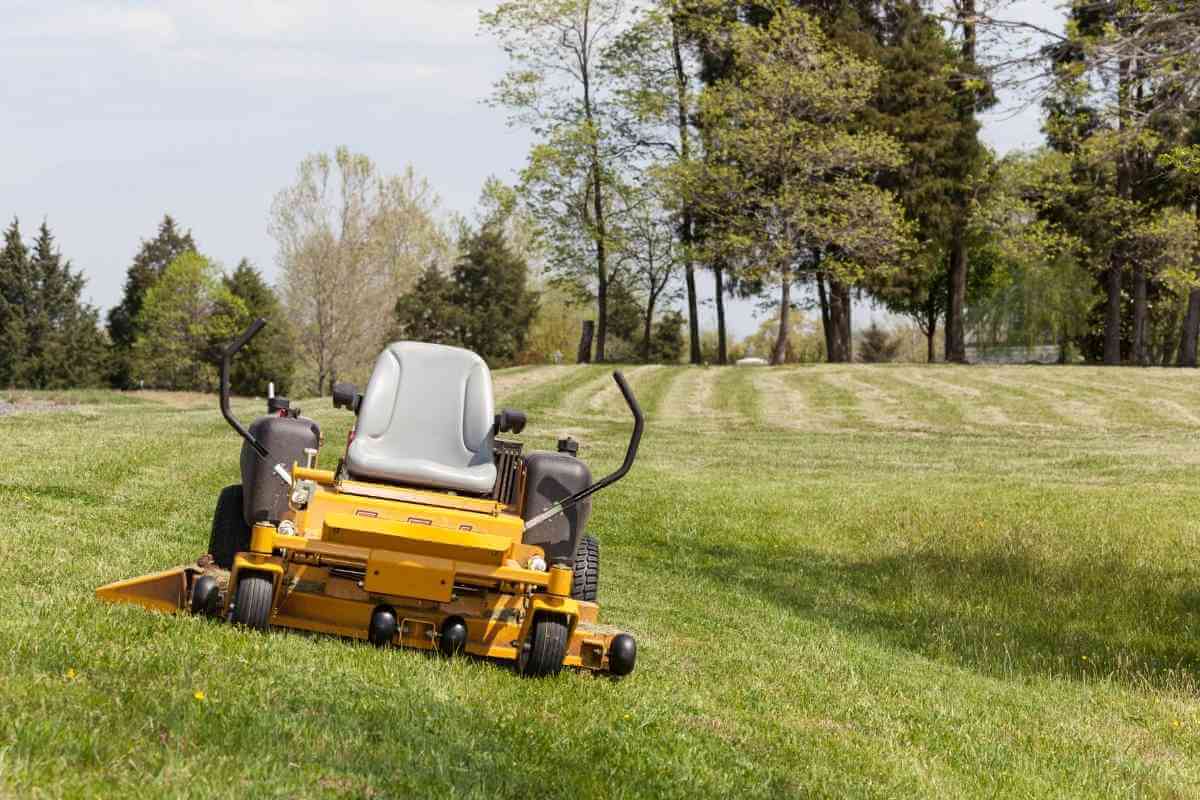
[96,555,628,672]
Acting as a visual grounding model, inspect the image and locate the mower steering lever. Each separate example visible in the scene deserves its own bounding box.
[523,370,643,533]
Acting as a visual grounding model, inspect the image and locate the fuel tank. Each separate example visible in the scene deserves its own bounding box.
[521,448,592,563]
[239,414,321,524]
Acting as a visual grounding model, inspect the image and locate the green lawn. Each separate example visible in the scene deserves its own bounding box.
[3,364,1200,798]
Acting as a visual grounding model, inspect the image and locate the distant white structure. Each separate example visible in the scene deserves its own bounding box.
[736,357,768,367]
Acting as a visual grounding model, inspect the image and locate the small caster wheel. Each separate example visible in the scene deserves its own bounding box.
[369,605,397,646]
[608,634,636,676]
[519,612,569,677]
[190,575,220,616]
[439,617,468,656]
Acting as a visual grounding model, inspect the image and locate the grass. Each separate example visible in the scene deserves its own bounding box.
[3,364,1200,797]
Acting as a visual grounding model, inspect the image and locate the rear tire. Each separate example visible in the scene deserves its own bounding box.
[233,572,273,630]
[520,613,569,677]
[208,484,250,570]
[571,535,599,602]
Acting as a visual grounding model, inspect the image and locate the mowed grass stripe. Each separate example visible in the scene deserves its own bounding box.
[4,366,1200,796]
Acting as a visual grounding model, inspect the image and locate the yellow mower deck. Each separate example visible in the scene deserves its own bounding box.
[96,466,631,674]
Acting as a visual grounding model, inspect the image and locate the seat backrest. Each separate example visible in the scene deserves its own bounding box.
[344,342,497,494]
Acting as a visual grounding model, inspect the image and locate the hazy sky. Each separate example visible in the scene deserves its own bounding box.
[2,0,1064,339]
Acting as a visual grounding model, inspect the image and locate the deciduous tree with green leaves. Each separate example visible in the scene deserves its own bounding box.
[106,215,196,387]
[682,2,909,365]
[131,253,244,392]
[482,0,628,361]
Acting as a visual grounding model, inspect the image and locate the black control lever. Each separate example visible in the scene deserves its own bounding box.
[523,371,643,533]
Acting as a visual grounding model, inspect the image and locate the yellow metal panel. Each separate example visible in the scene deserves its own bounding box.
[338,479,504,515]
[299,483,524,542]
[364,551,454,602]
[322,512,511,565]
[94,567,189,614]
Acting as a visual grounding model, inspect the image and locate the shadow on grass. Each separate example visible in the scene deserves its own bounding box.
[675,536,1200,691]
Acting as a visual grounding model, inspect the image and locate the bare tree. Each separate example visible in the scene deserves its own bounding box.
[269,148,450,393]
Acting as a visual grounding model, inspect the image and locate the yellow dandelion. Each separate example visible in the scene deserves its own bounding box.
[1173,720,1181,728]
[64,668,77,680]
[194,691,206,702]
[1081,655,1088,661]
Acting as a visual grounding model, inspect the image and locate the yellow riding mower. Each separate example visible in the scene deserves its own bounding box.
[96,320,641,677]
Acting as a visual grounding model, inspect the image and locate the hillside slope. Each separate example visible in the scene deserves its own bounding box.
[2,364,1199,797]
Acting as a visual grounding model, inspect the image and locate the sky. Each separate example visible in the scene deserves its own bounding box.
[2,0,1065,341]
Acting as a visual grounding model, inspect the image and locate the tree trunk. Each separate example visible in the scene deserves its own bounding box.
[946,228,968,363]
[927,318,937,364]
[684,260,700,364]
[817,272,833,360]
[840,283,852,362]
[641,296,655,362]
[1105,56,1134,367]
[945,0,977,365]
[1178,288,1200,367]
[1128,271,1147,367]
[771,274,791,366]
[581,30,608,363]
[1132,263,1148,366]
[671,22,702,366]
[1103,263,1123,365]
[827,279,852,363]
[577,320,594,364]
[714,263,728,365]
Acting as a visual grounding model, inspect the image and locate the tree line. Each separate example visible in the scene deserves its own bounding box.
[473,0,1200,367]
[0,215,294,394]
[7,0,1200,394]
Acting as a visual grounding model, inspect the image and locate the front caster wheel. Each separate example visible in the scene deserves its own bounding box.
[519,612,569,677]
[190,575,221,616]
[232,572,274,630]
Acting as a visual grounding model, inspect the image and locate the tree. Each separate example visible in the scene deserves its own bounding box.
[223,260,296,396]
[391,265,463,346]
[648,309,686,362]
[451,226,540,366]
[844,0,977,365]
[0,221,106,388]
[0,219,31,386]
[392,226,539,368]
[131,253,244,391]
[483,0,627,361]
[683,3,909,366]
[270,147,451,393]
[615,182,681,360]
[106,215,196,387]
[966,151,1095,361]
[858,321,900,363]
[605,2,705,363]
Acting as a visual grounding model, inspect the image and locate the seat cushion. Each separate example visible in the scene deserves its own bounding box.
[345,342,497,494]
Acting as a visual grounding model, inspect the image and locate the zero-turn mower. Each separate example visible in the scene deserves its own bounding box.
[96,320,641,677]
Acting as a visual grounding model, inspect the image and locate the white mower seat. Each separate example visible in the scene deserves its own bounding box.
[345,342,497,494]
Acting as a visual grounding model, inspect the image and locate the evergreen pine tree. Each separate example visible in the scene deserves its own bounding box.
[391,265,462,346]
[451,226,539,367]
[107,215,196,387]
[0,219,31,386]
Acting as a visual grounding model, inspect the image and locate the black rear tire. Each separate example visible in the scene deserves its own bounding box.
[520,613,569,677]
[571,535,599,602]
[208,484,250,570]
[233,572,274,630]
